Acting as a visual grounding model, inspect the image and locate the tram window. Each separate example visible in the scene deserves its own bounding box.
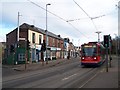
[93,48,97,56]
[83,50,85,53]
[93,48,97,53]
[100,47,104,54]
[82,49,85,56]
[82,47,97,56]
[98,47,101,53]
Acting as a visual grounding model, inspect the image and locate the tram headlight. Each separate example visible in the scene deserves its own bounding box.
[94,57,97,60]
[82,57,85,59]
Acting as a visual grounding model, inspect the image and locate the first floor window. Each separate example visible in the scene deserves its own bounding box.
[32,33,35,43]
[39,35,42,45]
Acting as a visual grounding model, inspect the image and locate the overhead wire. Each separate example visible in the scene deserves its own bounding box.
[66,17,89,22]
[73,0,118,42]
[27,0,66,22]
[27,0,89,39]
[67,22,90,39]
[73,0,91,18]
[66,14,105,22]
[73,0,106,31]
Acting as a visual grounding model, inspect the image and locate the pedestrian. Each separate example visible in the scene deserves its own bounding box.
[67,50,70,59]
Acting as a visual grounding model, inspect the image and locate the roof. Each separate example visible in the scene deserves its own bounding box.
[20,23,63,40]
[81,42,105,48]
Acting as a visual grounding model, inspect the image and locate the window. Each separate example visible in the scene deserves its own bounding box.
[82,47,96,56]
[6,36,8,42]
[18,53,25,61]
[39,35,42,45]
[58,40,60,48]
[32,33,35,43]
[53,38,55,46]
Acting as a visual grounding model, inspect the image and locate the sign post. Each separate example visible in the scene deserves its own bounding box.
[19,38,27,70]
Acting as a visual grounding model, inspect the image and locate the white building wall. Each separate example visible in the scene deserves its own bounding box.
[28,29,44,62]
[28,29,43,45]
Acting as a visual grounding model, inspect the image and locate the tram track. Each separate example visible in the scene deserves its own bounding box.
[3,60,81,88]
[2,58,105,88]
[30,66,95,88]
[56,62,106,88]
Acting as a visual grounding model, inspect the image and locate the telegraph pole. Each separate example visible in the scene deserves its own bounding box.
[17,12,22,45]
[17,12,22,65]
[17,12,20,44]
[16,12,20,65]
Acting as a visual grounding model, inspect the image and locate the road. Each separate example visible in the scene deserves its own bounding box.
[2,56,118,88]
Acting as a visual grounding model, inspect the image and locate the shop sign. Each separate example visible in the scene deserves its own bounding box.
[36,45,42,50]
[57,48,61,50]
[51,47,57,51]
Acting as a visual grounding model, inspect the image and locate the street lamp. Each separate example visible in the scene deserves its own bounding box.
[46,3,51,64]
[95,31,101,43]
[114,34,118,56]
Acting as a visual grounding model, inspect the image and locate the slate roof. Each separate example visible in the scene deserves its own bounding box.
[20,23,63,40]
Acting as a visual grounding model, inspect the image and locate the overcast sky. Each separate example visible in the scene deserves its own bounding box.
[0,0,119,46]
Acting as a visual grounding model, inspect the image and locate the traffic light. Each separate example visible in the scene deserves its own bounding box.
[104,35,110,47]
[27,40,30,50]
[10,45,15,53]
[41,40,46,51]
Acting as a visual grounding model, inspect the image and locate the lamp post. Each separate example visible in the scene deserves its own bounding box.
[114,34,118,56]
[46,3,51,64]
[95,31,101,43]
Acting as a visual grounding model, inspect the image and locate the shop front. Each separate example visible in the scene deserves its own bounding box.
[51,47,57,60]
[31,44,42,62]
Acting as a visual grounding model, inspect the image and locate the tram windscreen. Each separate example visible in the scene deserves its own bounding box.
[82,45,96,56]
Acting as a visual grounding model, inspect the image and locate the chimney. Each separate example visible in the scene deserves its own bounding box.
[58,35,60,37]
[31,25,34,28]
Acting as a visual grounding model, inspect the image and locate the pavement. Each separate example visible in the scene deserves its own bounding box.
[82,55,119,88]
[2,58,73,72]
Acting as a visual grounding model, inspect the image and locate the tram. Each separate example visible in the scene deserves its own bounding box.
[81,42,105,66]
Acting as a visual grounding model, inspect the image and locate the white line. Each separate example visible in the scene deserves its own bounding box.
[62,73,77,81]
[79,72,98,88]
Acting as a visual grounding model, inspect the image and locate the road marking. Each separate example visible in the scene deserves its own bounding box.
[79,72,98,88]
[62,73,77,81]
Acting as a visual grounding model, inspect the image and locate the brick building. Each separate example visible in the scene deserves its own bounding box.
[6,23,64,64]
